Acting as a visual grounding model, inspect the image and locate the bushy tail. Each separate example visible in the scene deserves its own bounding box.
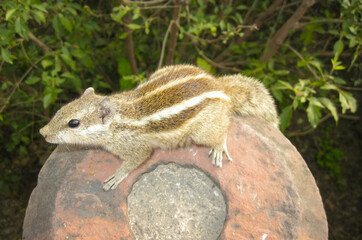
[218,74,279,128]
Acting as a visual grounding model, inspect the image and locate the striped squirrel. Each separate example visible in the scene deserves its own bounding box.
[40,64,278,191]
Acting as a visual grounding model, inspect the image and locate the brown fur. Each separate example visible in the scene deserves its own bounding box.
[39,64,278,191]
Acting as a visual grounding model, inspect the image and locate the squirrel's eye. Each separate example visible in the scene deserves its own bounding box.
[68,119,80,128]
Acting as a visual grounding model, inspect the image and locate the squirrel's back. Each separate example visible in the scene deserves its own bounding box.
[116,64,229,121]
[218,74,279,128]
[132,64,279,128]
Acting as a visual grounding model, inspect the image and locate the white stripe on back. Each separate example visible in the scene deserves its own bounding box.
[126,91,230,126]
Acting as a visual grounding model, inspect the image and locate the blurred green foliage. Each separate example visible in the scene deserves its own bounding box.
[317,125,344,185]
[0,0,360,190]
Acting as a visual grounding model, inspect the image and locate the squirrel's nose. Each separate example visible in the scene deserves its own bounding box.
[39,126,47,137]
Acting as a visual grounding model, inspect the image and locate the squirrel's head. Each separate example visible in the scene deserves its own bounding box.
[40,87,116,145]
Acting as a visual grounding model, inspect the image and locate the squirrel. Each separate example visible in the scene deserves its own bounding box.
[39,64,279,191]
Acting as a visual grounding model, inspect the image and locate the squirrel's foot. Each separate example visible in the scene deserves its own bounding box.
[208,138,232,168]
[103,170,128,191]
[209,148,223,167]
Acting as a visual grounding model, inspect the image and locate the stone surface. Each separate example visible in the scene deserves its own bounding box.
[128,163,226,240]
[23,117,328,240]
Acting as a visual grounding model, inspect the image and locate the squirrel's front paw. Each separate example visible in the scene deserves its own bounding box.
[103,170,128,191]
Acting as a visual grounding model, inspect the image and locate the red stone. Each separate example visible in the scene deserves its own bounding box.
[23,117,328,239]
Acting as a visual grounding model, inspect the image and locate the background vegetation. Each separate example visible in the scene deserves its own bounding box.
[0,0,360,239]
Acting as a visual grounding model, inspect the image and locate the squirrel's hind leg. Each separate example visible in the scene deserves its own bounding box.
[190,101,232,168]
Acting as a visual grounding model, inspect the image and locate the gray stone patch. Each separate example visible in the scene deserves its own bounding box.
[127,163,227,240]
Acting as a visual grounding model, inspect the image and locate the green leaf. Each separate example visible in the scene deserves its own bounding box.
[118,57,133,76]
[279,105,293,132]
[333,77,346,85]
[83,20,101,31]
[119,32,128,39]
[21,136,30,144]
[2,82,8,91]
[145,20,150,34]
[291,98,298,110]
[334,65,346,70]
[309,60,322,72]
[339,91,357,113]
[196,57,212,72]
[329,29,339,35]
[273,70,290,76]
[52,16,61,34]
[268,60,274,71]
[236,5,247,10]
[118,57,134,90]
[41,71,51,85]
[71,48,93,68]
[59,14,72,32]
[121,74,145,90]
[1,48,13,64]
[348,46,359,71]
[41,59,53,69]
[333,40,344,57]
[297,59,307,68]
[309,97,324,108]
[5,9,16,21]
[331,58,346,71]
[71,48,86,59]
[60,53,76,70]
[126,23,141,30]
[271,88,283,102]
[65,6,78,16]
[51,55,61,76]
[307,101,322,128]
[19,145,28,155]
[273,80,293,90]
[31,4,48,13]
[32,10,46,24]
[43,86,62,109]
[15,17,29,40]
[132,8,140,20]
[319,97,338,122]
[62,72,82,90]
[320,83,338,90]
[111,6,129,23]
[25,76,41,85]
[43,93,52,109]
[54,76,65,85]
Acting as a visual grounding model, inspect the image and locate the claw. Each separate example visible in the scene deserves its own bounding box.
[223,138,233,162]
[104,175,115,183]
[209,149,215,165]
[209,148,214,157]
[103,171,128,191]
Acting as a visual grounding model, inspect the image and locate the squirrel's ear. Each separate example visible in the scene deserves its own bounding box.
[82,87,95,97]
[99,97,115,124]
